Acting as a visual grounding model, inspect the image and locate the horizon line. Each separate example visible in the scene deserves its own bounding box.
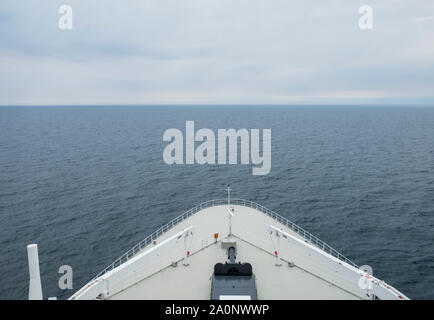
[1,102,434,107]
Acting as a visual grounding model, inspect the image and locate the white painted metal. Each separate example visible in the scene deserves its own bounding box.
[70,226,194,300]
[227,185,231,206]
[226,207,234,236]
[183,229,194,266]
[268,225,409,300]
[69,200,409,300]
[27,244,43,300]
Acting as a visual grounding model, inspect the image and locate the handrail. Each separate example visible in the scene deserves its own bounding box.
[93,198,358,279]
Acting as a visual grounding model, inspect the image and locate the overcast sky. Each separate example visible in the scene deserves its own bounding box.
[1,0,434,105]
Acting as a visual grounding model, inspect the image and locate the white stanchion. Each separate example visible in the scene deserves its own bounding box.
[27,244,43,300]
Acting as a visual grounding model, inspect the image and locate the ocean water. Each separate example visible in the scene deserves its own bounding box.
[0,105,433,300]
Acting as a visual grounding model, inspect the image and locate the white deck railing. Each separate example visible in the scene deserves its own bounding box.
[93,198,358,279]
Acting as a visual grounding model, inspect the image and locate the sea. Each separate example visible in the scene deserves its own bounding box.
[0,105,433,299]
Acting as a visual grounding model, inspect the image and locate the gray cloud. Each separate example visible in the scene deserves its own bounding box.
[1,0,434,105]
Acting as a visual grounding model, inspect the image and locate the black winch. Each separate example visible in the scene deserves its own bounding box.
[210,246,257,300]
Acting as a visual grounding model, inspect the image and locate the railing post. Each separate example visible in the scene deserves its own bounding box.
[183,230,193,266]
[275,232,282,266]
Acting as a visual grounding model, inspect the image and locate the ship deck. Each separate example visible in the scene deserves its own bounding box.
[70,200,408,300]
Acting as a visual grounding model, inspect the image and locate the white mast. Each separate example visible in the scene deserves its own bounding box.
[227,184,231,206]
[226,185,233,236]
[27,244,43,300]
